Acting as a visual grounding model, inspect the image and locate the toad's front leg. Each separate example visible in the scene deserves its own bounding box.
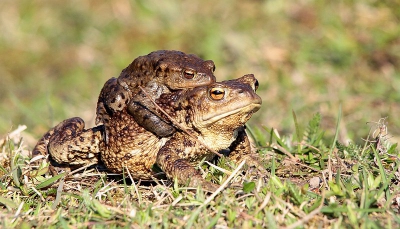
[127,81,177,138]
[33,117,104,166]
[227,128,269,175]
[156,132,218,192]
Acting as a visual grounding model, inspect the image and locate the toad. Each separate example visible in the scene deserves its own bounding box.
[96,50,216,138]
[33,74,263,191]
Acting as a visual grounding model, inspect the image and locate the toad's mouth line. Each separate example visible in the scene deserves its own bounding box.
[202,103,261,123]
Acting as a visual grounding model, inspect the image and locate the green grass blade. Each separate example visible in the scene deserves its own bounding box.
[0,196,18,209]
[292,110,302,153]
[263,126,290,150]
[35,172,66,189]
[329,105,342,156]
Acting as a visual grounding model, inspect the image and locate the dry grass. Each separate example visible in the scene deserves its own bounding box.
[1,113,400,228]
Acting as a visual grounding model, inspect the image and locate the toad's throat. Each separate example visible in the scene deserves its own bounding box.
[202,103,261,123]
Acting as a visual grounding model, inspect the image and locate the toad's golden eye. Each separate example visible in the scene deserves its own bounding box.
[184,70,195,79]
[209,87,225,100]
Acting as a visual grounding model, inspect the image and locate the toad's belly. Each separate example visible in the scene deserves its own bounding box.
[102,130,169,178]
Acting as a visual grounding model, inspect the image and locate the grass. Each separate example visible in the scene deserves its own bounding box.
[1,113,400,228]
[1,0,400,228]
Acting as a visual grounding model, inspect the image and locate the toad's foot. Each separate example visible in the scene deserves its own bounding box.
[227,128,270,176]
[156,134,218,192]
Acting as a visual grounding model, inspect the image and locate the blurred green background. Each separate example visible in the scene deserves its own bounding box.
[1,0,399,147]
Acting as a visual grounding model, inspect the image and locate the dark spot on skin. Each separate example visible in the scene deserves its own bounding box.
[120,93,125,100]
[124,154,132,160]
[192,126,202,135]
[111,98,116,103]
[173,159,189,170]
[183,137,195,148]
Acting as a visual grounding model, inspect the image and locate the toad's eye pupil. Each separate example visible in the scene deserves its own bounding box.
[184,71,195,79]
[255,80,259,90]
[210,88,225,100]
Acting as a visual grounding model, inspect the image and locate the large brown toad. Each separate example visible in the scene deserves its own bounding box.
[33,74,263,191]
[96,50,216,138]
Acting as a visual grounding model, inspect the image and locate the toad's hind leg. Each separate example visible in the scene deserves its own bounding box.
[34,117,104,166]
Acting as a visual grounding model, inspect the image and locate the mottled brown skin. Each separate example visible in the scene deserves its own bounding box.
[96,50,216,138]
[33,74,263,191]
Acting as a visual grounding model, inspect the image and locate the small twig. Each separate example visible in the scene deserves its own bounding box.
[138,85,222,157]
[295,142,321,153]
[69,163,97,175]
[321,168,330,191]
[282,190,325,229]
[292,160,321,172]
[183,160,247,228]
[0,125,27,145]
[238,211,263,223]
[201,159,246,208]
[52,177,65,209]
[124,166,142,205]
[328,150,333,182]
[272,143,320,172]
[11,201,24,223]
[205,161,232,175]
[254,191,271,214]
[153,187,174,207]
[31,186,45,202]
[171,195,183,207]
[150,177,176,202]
[271,143,297,160]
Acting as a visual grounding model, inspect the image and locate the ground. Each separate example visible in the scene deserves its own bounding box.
[1,114,400,228]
